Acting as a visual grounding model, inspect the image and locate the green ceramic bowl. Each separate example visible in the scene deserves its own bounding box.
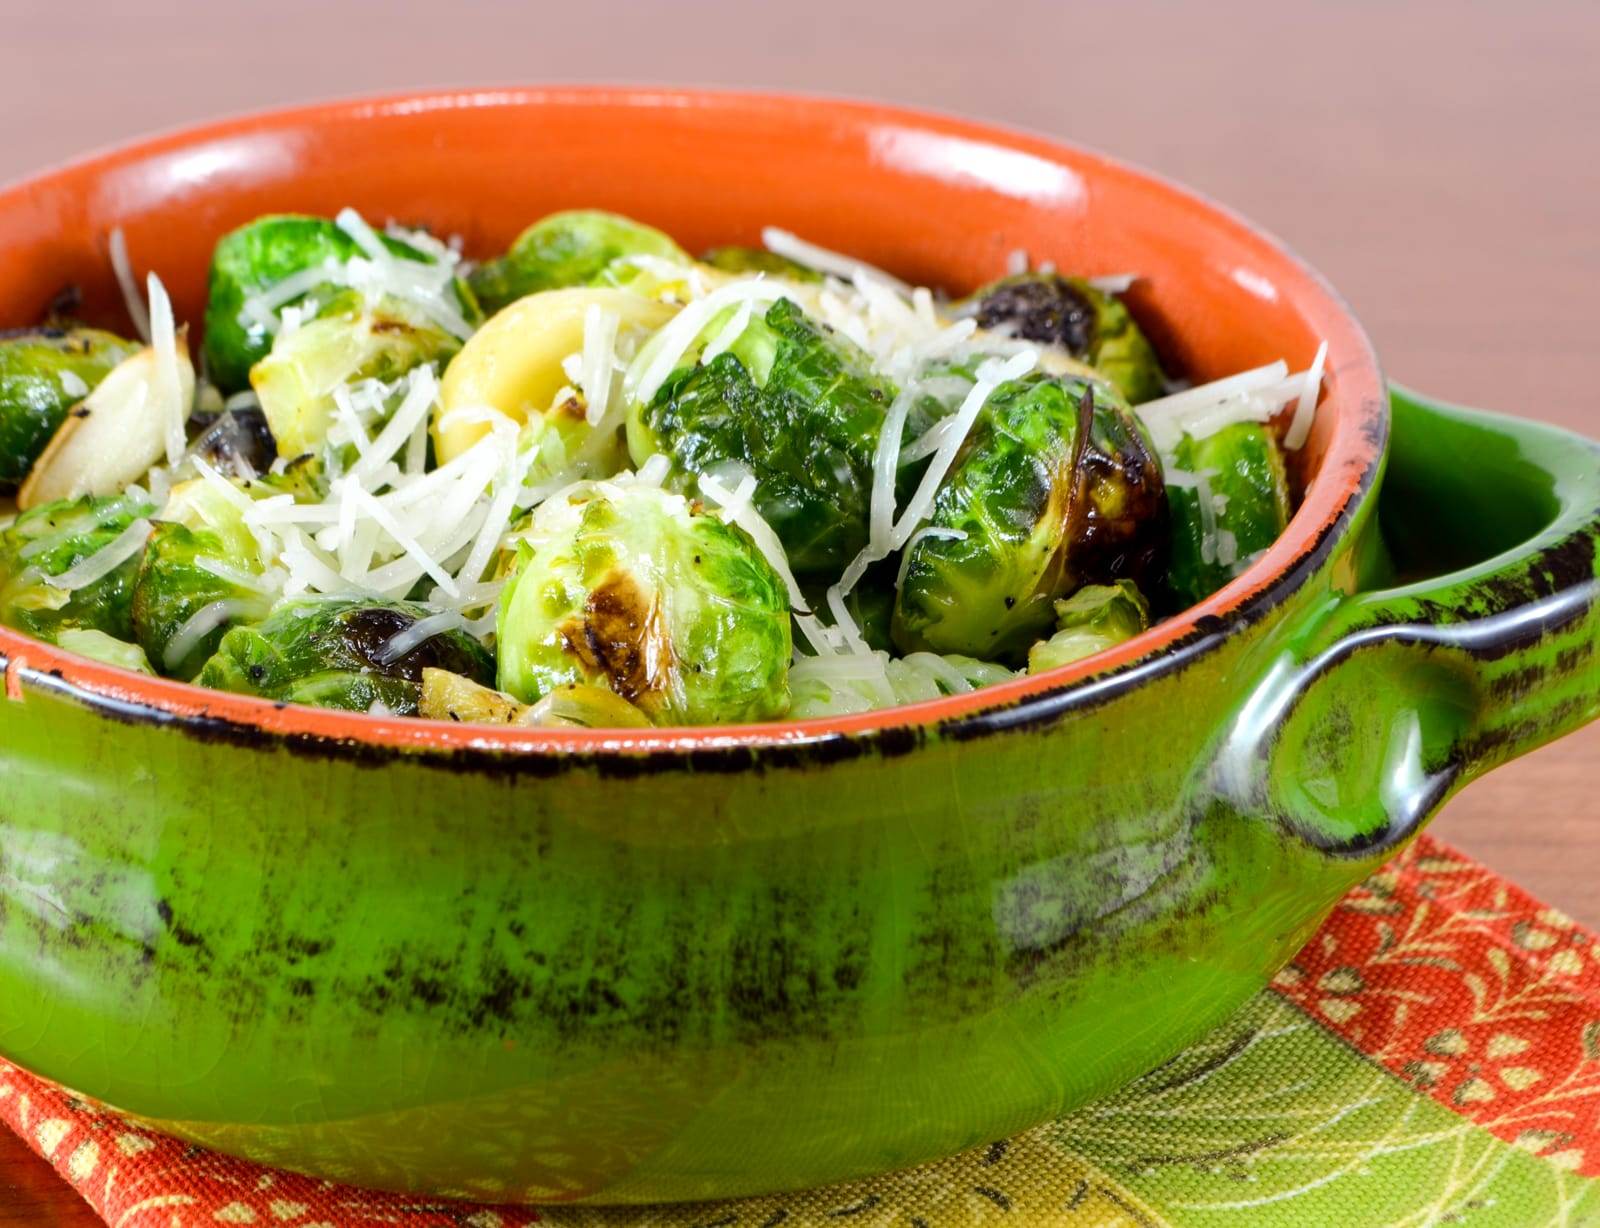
[0,89,1596,1205]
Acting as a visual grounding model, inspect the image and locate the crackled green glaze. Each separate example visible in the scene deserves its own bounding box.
[0,387,1598,1204]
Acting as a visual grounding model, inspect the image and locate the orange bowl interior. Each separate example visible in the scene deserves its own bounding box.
[0,87,1385,751]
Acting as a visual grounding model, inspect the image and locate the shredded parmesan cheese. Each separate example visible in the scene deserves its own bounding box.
[46,518,152,591]
[376,609,470,666]
[890,350,1036,550]
[145,274,186,466]
[1283,341,1328,450]
[698,471,807,615]
[163,598,257,671]
[761,228,916,299]
[625,280,784,407]
[580,304,622,427]
[108,229,151,342]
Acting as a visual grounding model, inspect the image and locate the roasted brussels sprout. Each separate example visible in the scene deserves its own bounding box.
[203,214,477,393]
[788,650,1014,718]
[251,290,461,459]
[495,482,792,724]
[892,376,1165,661]
[131,477,282,679]
[196,597,495,713]
[1164,422,1291,607]
[0,494,155,645]
[0,327,142,490]
[959,273,1166,403]
[419,667,650,728]
[701,247,821,282]
[1026,579,1149,674]
[629,296,910,576]
[469,210,688,316]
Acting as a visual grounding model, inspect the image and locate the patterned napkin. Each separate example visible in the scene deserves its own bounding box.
[5,834,1598,1227]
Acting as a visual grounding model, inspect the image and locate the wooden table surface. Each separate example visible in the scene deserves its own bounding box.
[2,0,1597,1219]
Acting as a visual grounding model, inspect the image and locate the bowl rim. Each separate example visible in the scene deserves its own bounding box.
[0,85,1387,760]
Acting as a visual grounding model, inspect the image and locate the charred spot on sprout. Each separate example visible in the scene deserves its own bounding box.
[972,275,1097,355]
[340,605,490,683]
[959,273,1167,404]
[1073,390,1169,587]
[557,571,671,707]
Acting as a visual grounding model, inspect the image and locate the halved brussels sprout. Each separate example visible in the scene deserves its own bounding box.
[197,597,495,714]
[18,339,195,510]
[1026,579,1150,674]
[250,290,460,459]
[468,210,688,316]
[959,273,1166,403]
[496,481,791,725]
[629,296,910,577]
[0,327,142,490]
[892,376,1165,662]
[1164,422,1291,608]
[203,214,478,393]
[435,287,674,468]
[419,667,650,728]
[130,475,298,679]
[0,494,156,645]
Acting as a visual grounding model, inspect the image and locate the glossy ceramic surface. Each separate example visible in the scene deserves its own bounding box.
[0,90,1596,1204]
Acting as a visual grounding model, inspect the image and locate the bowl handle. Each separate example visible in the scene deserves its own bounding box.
[1217,384,1600,856]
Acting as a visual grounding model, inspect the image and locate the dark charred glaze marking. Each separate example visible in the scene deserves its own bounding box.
[759,1211,791,1228]
[984,1139,1009,1165]
[155,896,213,968]
[1065,1180,1090,1211]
